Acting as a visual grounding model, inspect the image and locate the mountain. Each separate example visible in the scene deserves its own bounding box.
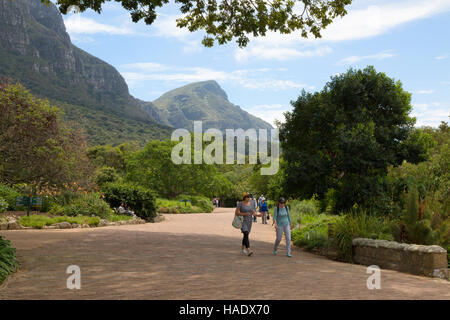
[0,0,172,145]
[140,80,273,131]
[0,0,272,146]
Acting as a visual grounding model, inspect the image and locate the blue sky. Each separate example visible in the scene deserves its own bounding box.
[62,0,450,127]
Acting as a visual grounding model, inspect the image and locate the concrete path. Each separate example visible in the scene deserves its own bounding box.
[0,208,448,299]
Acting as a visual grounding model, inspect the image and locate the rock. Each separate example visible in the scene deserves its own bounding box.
[7,221,22,230]
[71,223,80,228]
[81,224,90,228]
[98,219,108,227]
[0,223,8,230]
[55,222,72,229]
[153,215,164,223]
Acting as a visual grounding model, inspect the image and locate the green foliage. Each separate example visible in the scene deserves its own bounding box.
[126,139,229,198]
[0,83,93,186]
[288,196,321,225]
[106,214,133,222]
[102,182,157,221]
[330,209,394,262]
[0,184,21,210]
[95,167,120,187]
[19,215,100,229]
[177,195,215,213]
[0,197,8,213]
[49,193,113,219]
[0,236,19,284]
[280,67,432,212]
[292,214,340,251]
[61,101,172,146]
[405,187,419,225]
[54,0,352,47]
[157,195,214,214]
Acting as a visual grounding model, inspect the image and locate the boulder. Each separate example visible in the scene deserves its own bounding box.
[0,223,8,230]
[7,221,22,230]
[55,222,72,229]
[81,224,90,228]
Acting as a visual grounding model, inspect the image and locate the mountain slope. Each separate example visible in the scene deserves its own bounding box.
[0,0,172,145]
[140,80,273,131]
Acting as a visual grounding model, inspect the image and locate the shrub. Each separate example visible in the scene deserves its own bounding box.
[289,196,320,225]
[108,214,133,222]
[95,167,120,186]
[102,182,156,221]
[0,197,8,213]
[0,184,21,210]
[50,193,113,219]
[330,209,394,262]
[0,236,19,284]
[177,195,214,213]
[292,214,341,251]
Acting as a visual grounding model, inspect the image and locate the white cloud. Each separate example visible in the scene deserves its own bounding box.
[120,64,313,91]
[412,102,450,127]
[64,15,134,35]
[150,14,203,53]
[121,62,170,72]
[246,104,292,126]
[235,46,332,62]
[233,0,450,61]
[435,55,448,60]
[339,51,396,65]
[416,89,435,94]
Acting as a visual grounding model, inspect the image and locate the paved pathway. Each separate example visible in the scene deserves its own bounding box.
[0,208,448,299]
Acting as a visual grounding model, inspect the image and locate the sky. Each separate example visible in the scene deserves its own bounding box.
[61,0,450,128]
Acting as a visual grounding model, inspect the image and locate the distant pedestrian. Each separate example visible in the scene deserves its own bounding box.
[273,197,292,257]
[259,198,268,224]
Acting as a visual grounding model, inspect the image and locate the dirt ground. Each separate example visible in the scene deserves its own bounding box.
[0,207,448,300]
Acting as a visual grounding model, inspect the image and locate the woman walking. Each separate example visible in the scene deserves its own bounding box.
[235,193,263,256]
[273,197,293,257]
[259,198,268,224]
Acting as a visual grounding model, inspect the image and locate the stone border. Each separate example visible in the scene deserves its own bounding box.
[352,238,449,279]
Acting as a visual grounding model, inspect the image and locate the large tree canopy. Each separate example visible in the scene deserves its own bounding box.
[47,0,352,47]
[0,81,92,187]
[279,66,433,212]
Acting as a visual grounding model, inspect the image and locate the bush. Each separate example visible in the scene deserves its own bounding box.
[102,182,156,221]
[50,193,113,219]
[107,214,132,222]
[177,195,214,213]
[0,197,8,213]
[0,184,21,210]
[289,196,320,225]
[0,236,19,284]
[330,209,394,262]
[292,214,340,251]
[95,166,120,186]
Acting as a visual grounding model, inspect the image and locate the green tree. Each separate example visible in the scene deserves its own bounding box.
[125,139,230,197]
[0,83,92,187]
[279,67,432,212]
[49,0,352,47]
